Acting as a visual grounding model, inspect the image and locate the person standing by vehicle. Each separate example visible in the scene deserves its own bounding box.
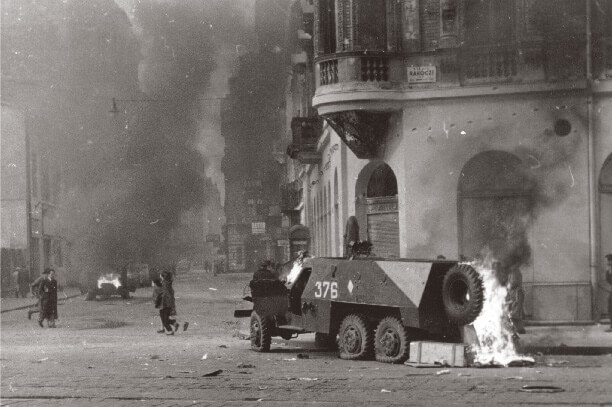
[506,265,526,334]
[38,268,58,328]
[605,254,612,333]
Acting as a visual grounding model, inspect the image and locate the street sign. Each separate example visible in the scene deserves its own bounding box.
[407,66,436,83]
[252,222,266,234]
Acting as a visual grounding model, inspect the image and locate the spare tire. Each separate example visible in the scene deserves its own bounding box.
[442,264,484,325]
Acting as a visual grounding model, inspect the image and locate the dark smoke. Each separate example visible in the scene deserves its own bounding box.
[2,0,252,284]
[409,104,585,273]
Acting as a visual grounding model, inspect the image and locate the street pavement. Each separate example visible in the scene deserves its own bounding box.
[1,270,611,406]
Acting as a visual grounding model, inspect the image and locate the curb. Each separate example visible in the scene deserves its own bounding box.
[0,293,82,314]
[522,345,612,356]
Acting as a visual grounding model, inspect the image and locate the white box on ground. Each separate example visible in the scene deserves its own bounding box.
[409,341,468,367]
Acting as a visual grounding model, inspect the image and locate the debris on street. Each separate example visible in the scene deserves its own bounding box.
[520,385,565,393]
[202,369,223,377]
[435,369,450,375]
[381,389,392,393]
[237,363,255,368]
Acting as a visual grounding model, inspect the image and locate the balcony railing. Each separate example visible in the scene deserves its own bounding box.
[361,56,389,82]
[280,179,302,212]
[286,117,321,164]
[319,58,338,85]
[460,45,518,82]
[314,41,587,91]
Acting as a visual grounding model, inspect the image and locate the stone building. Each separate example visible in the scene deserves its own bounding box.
[285,0,612,323]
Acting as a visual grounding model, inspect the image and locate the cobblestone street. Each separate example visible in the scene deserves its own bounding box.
[1,270,611,406]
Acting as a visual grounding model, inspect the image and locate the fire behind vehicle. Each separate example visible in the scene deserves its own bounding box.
[235,257,484,364]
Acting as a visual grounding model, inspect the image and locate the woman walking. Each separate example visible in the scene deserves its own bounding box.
[38,268,58,328]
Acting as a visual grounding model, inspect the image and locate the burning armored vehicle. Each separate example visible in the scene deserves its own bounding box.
[85,268,137,300]
[236,257,484,363]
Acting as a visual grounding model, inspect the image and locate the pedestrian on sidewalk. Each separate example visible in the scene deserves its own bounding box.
[605,253,612,333]
[159,269,189,335]
[37,268,58,328]
[27,269,47,320]
[14,267,30,298]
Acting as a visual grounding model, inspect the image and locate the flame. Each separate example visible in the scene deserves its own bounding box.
[284,254,311,285]
[469,256,534,366]
[97,273,122,289]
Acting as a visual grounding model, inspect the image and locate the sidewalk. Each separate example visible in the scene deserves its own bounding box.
[520,324,612,355]
[0,286,83,314]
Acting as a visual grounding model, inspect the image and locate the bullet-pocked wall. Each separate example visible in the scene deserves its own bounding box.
[594,91,612,318]
[383,93,591,322]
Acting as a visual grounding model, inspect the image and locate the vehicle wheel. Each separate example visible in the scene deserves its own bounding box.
[315,331,338,350]
[442,264,484,325]
[85,291,96,301]
[338,314,373,360]
[375,316,410,364]
[250,311,272,352]
[119,288,129,299]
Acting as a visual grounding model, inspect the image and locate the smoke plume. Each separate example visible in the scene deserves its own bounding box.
[2,0,253,283]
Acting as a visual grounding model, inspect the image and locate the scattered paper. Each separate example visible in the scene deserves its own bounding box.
[435,369,450,375]
[381,389,392,393]
[209,288,218,291]
[201,354,208,360]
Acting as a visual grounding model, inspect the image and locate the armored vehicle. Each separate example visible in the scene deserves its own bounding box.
[236,257,483,363]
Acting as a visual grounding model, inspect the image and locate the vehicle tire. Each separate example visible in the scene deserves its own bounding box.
[338,314,373,360]
[374,316,410,364]
[315,331,338,351]
[85,291,96,301]
[442,264,484,325]
[250,311,272,352]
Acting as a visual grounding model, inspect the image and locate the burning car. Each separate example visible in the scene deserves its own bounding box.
[85,271,136,300]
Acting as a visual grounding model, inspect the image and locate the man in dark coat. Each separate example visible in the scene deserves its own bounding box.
[38,268,58,328]
[159,270,178,335]
[253,260,277,280]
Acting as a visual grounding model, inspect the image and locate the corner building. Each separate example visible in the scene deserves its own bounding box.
[288,0,612,323]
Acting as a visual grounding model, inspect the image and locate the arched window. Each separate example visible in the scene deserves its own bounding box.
[366,163,398,198]
[358,162,399,258]
[457,151,534,264]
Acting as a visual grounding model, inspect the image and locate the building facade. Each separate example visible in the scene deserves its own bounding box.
[285,0,612,323]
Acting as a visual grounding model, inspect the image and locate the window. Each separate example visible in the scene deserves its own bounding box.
[317,0,336,54]
[355,0,387,50]
[464,0,514,45]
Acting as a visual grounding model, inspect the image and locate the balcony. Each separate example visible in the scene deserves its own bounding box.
[280,179,302,214]
[313,41,587,113]
[286,117,321,164]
